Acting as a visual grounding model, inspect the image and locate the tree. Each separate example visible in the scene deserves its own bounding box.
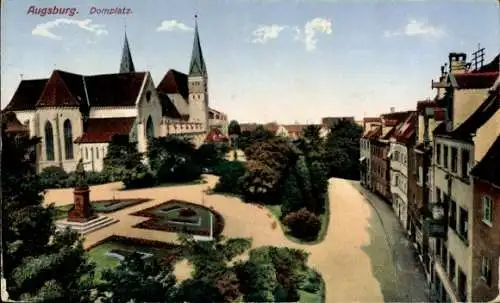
[147,136,201,183]
[228,120,242,137]
[213,161,246,195]
[324,120,363,179]
[228,120,241,154]
[175,235,251,302]
[97,253,176,303]
[301,124,321,143]
[102,135,145,182]
[1,126,95,302]
[280,172,305,217]
[194,143,227,168]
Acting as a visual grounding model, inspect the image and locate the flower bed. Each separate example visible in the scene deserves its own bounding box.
[130,200,225,236]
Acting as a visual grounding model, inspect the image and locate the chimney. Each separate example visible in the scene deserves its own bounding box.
[390,107,395,113]
[449,52,468,74]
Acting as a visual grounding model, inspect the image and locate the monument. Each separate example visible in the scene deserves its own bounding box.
[67,160,97,222]
[55,160,118,235]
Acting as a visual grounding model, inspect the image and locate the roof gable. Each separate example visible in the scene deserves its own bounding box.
[36,70,82,107]
[157,69,189,100]
[4,78,48,111]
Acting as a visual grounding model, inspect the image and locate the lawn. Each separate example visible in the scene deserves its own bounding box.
[264,194,330,245]
[53,198,150,220]
[87,237,182,283]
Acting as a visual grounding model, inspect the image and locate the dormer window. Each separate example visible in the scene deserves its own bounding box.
[146,91,151,102]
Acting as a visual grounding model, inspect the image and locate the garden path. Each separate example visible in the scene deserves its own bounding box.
[43,176,389,302]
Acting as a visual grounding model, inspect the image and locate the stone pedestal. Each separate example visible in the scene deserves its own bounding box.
[67,186,96,223]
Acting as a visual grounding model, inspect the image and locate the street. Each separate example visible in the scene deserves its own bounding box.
[348,181,430,302]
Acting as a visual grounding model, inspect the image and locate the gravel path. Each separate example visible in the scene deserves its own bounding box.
[44,175,427,302]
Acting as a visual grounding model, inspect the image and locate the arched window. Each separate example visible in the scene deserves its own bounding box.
[96,147,99,159]
[146,116,154,140]
[63,119,73,159]
[44,121,54,161]
[85,148,88,159]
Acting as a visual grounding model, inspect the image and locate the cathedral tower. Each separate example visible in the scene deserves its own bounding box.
[119,32,135,73]
[188,15,209,131]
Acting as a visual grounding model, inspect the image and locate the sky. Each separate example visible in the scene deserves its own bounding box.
[1,0,499,124]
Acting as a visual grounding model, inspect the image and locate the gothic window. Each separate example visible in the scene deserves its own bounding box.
[63,119,74,159]
[44,121,54,161]
[96,147,99,159]
[146,116,154,140]
[146,91,151,103]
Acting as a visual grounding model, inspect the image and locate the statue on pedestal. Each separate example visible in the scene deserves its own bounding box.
[67,159,96,222]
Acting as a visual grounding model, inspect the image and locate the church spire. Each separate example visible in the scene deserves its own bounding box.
[189,15,207,77]
[119,32,135,73]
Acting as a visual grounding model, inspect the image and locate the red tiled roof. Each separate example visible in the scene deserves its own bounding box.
[6,70,147,110]
[36,70,83,107]
[205,128,228,142]
[392,112,417,142]
[84,72,146,107]
[453,72,499,89]
[4,79,48,111]
[157,69,189,100]
[364,126,382,140]
[74,117,136,143]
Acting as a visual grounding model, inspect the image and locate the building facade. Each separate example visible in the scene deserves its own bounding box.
[360,117,381,188]
[3,17,227,173]
[429,53,499,303]
[471,136,500,302]
[390,111,417,231]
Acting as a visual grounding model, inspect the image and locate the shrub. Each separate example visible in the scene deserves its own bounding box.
[66,171,109,187]
[212,161,246,195]
[39,166,68,189]
[123,164,155,189]
[283,208,321,240]
[298,269,322,293]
